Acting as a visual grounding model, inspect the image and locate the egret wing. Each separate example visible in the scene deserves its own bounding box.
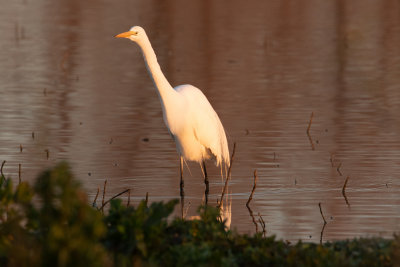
[177,85,229,167]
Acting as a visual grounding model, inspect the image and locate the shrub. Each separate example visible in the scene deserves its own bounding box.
[0,163,106,267]
[0,163,397,266]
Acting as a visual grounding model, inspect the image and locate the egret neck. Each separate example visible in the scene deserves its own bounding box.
[135,33,182,129]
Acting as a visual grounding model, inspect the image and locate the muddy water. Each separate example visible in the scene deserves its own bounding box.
[1,0,399,242]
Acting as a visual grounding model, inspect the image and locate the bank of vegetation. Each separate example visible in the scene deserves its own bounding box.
[0,163,398,266]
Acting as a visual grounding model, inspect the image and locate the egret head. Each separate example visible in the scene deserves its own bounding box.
[115,26,146,42]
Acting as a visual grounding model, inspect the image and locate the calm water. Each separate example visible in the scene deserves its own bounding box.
[1,0,399,242]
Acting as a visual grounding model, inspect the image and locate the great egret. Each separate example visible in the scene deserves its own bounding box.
[115,26,230,201]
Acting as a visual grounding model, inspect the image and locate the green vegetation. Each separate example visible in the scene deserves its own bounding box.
[0,163,398,266]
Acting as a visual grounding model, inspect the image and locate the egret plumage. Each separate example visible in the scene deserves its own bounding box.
[115,26,229,200]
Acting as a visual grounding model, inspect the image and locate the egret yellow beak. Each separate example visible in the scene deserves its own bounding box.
[114,31,137,38]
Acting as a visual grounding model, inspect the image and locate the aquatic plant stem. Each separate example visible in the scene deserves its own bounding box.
[218,142,236,208]
[337,162,343,176]
[306,112,315,150]
[101,180,107,213]
[342,176,350,207]
[18,164,21,183]
[306,112,314,135]
[319,202,327,224]
[93,187,100,207]
[0,160,5,177]
[246,170,258,208]
[319,202,327,244]
[100,189,130,210]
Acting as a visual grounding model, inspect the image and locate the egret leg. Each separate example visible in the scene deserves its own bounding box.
[180,156,184,194]
[202,160,209,205]
[180,156,184,218]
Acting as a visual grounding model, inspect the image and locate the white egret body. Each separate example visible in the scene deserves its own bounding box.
[115,26,230,186]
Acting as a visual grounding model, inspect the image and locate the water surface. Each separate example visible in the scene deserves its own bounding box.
[1,0,399,242]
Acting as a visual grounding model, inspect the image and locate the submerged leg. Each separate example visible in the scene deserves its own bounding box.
[202,160,209,205]
[180,156,184,193]
[180,156,184,218]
